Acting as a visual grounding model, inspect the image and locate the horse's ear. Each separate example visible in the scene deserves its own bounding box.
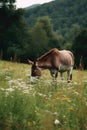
[27,59,34,65]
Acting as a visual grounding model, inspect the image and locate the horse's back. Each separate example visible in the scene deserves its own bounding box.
[59,50,74,66]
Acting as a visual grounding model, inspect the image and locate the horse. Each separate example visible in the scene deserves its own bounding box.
[28,48,74,83]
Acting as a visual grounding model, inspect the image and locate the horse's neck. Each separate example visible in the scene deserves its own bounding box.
[37,58,51,68]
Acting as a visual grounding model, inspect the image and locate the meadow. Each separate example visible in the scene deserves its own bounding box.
[0,60,87,130]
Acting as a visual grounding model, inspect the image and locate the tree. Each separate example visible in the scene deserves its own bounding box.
[37,16,61,49]
[27,17,50,60]
[72,28,87,69]
[27,16,62,60]
[0,0,30,62]
[6,19,30,62]
[0,0,16,59]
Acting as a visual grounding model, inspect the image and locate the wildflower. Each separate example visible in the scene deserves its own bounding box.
[0,88,5,91]
[63,115,66,118]
[37,92,47,97]
[74,91,79,95]
[52,112,58,115]
[23,90,30,94]
[85,102,87,106]
[74,81,78,85]
[61,97,70,101]
[56,91,64,95]
[35,112,39,116]
[68,107,73,110]
[32,121,36,125]
[54,119,60,125]
[56,97,60,100]
[6,88,14,92]
[27,121,31,126]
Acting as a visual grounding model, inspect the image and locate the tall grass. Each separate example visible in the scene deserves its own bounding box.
[0,60,87,130]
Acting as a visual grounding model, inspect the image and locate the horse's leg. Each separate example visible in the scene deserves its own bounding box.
[67,67,73,82]
[50,69,58,81]
[60,72,64,80]
[55,70,58,79]
[67,71,70,82]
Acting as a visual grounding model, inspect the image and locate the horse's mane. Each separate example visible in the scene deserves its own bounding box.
[37,48,58,61]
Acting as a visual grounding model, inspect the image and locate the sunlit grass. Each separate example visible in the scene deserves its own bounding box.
[0,60,87,130]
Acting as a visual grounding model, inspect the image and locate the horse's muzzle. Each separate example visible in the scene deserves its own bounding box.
[30,76,39,83]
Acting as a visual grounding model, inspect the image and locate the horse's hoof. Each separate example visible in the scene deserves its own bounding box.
[67,80,70,83]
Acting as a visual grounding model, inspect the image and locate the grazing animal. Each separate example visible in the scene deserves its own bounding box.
[28,48,74,83]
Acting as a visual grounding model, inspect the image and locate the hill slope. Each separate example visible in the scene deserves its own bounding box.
[25,4,41,10]
[24,0,87,32]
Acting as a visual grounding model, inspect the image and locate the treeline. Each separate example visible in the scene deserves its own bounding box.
[0,0,87,69]
[24,0,87,35]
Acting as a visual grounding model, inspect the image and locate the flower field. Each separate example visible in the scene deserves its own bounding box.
[0,60,87,130]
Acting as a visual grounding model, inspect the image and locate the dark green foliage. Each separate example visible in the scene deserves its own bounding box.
[0,0,16,59]
[24,0,87,34]
[0,0,30,62]
[72,28,87,69]
[25,16,63,60]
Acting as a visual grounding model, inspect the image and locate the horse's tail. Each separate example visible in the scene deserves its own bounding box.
[68,51,75,65]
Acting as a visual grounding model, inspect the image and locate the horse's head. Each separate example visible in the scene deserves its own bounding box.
[28,60,42,83]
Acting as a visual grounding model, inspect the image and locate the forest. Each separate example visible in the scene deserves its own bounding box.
[25,0,87,32]
[0,0,87,69]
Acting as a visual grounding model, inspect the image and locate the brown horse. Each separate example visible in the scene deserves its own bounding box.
[28,48,74,83]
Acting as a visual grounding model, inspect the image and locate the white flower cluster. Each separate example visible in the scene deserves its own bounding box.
[0,78,34,95]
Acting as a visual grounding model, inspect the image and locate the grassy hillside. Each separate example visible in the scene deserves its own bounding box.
[0,60,87,130]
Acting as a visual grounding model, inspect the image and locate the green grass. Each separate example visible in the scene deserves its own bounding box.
[0,60,87,130]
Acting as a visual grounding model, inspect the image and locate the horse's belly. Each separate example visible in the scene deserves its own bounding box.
[59,65,71,72]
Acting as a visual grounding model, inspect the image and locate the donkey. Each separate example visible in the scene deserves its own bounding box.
[28,48,74,83]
